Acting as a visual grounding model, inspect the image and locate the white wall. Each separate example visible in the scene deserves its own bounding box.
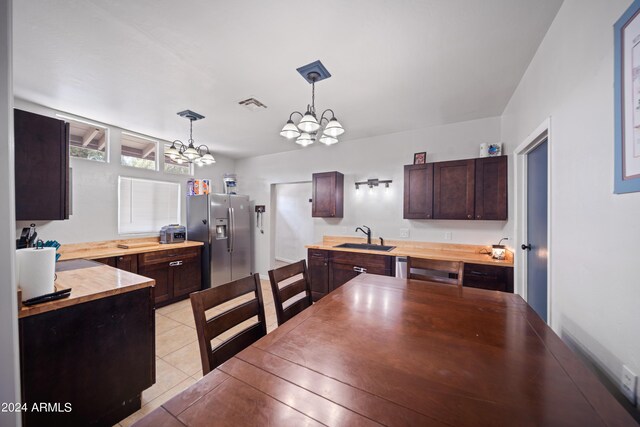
[501,0,640,400]
[236,116,511,276]
[274,182,313,263]
[0,0,21,425]
[14,99,235,244]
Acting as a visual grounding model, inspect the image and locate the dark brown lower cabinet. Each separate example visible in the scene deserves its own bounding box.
[19,287,155,426]
[308,249,395,300]
[95,256,116,267]
[116,254,138,273]
[308,249,329,301]
[138,247,202,306]
[463,263,513,293]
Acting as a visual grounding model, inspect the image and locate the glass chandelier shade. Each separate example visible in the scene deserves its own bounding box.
[280,120,301,139]
[298,112,321,133]
[323,117,345,137]
[295,132,313,146]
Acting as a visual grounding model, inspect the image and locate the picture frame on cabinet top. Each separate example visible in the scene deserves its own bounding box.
[413,152,426,164]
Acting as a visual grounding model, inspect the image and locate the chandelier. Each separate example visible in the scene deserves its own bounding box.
[280,61,344,147]
[165,110,216,166]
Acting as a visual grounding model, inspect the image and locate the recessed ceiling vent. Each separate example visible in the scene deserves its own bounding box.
[238,98,267,111]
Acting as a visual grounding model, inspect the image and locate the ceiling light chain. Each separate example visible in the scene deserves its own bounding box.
[164,110,216,166]
[280,61,345,147]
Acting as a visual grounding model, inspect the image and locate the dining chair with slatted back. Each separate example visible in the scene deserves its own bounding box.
[268,260,314,326]
[407,257,464,286]
[190,273,267,376]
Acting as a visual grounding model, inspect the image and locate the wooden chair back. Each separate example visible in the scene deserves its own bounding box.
[190,273,266,376]
[268,260,313,326]
[407,257,464,286]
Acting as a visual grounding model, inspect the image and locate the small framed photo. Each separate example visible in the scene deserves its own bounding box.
[413,152,426,164]
[487,143,502,157]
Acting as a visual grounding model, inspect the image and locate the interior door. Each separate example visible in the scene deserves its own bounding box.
[525,140,548,321]
[230,195,251,281]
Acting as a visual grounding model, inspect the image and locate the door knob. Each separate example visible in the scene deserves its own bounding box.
[521,244,532,251]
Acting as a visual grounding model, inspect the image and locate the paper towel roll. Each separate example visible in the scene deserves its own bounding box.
[16,247,56,300]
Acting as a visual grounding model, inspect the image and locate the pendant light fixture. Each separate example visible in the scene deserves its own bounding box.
[280,60,345,147]
[165,110,216,166]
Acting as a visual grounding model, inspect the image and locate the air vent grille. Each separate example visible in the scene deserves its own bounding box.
[238,98,267,111]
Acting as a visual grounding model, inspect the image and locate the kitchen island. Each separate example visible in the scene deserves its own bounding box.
[19,259,155,426]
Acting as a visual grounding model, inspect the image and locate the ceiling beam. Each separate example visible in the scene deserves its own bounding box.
[97,135,106,151]
[82,128,99,147]
[141,144,156,159]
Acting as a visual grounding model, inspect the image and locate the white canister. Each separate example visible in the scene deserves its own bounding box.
[479,143,489,157]
[16,247,56,300]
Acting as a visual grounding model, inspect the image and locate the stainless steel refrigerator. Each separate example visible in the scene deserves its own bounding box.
[187,194,252,288]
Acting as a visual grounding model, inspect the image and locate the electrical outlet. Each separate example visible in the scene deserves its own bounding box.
[621,365,637,404]
[444,232,452,241]
[399,228,410,238]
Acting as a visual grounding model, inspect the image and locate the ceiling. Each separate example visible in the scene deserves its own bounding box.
[13,0,563,159]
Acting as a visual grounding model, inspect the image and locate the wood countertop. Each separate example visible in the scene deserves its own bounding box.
[306,235,514,267]
[58,237,203,261]
[19,259,155,319]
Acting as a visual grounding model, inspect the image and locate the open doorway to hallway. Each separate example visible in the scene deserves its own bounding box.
[272,182,313,269]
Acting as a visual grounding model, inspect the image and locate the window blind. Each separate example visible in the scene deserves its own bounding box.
[118,176,181,234]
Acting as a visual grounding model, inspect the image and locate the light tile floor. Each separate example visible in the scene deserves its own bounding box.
[115,279,278,426]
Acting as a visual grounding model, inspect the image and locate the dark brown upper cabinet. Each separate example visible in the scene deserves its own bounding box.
[14,109,70,221]
[312,171,344,218]
[433,159,476,220]
[475,156,508,220]
[403,164,433,219]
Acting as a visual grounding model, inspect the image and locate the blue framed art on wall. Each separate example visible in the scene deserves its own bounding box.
[614,0,640,193]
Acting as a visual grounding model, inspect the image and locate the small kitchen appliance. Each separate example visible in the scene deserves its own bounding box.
[159,224,186,244]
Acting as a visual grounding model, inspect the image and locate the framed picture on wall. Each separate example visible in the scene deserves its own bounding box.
[614,0,640,193]
[413,152,426,164]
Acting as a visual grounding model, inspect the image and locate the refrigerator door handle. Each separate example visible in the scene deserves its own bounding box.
[228,207,234,253]
[231,207,236,252]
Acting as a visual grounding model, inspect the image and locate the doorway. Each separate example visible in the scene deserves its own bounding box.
[272,182,313,269]
[515,119,551,324]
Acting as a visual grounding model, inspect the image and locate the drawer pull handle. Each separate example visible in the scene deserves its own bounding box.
[169,261,183,267]
[353,266,367,273]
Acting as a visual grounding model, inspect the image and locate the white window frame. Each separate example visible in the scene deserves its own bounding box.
[117,176,181,235]
[120,131,160,172]
[57,113,110,163]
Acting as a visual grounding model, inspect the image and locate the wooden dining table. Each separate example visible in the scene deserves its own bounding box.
[135,274,637,426]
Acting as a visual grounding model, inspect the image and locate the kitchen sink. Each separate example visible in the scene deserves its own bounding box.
[334,243,396,252]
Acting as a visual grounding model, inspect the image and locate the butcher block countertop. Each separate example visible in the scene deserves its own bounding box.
[306,235,514,267]
[58,236,203,261]
[18,259,154,319]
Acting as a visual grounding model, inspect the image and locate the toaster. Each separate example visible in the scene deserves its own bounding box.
[160,224,186,244]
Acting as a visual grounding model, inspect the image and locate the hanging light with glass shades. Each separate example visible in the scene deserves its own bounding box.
[165,110,216,166]
[280,60,345,147]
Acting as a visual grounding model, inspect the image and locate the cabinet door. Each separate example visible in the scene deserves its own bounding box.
[475,156,508,220]
[116,254,138,273]
[95,257,116,267]
[463,263,513,293]
[329,262,360,292]
[433,159,475,219]
[138,262,172,305]
[403,164,434,219]
[14,109,69,221]
[312,172,344,218]
[308,249,329,301]
[172,257,202,298]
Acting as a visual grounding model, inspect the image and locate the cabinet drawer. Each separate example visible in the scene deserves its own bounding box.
[330,251,392,270]
[139,247,200,266]
[308,248,329,260]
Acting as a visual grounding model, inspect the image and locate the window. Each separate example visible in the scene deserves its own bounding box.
[121,132,158,171]
[164,143,193,176]
[58,115,108,162]
[118,177,181,234]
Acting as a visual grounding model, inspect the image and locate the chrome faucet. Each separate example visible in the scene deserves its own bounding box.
[355,225,372,244]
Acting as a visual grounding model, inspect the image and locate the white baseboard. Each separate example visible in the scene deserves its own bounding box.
[275,256,297,264]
